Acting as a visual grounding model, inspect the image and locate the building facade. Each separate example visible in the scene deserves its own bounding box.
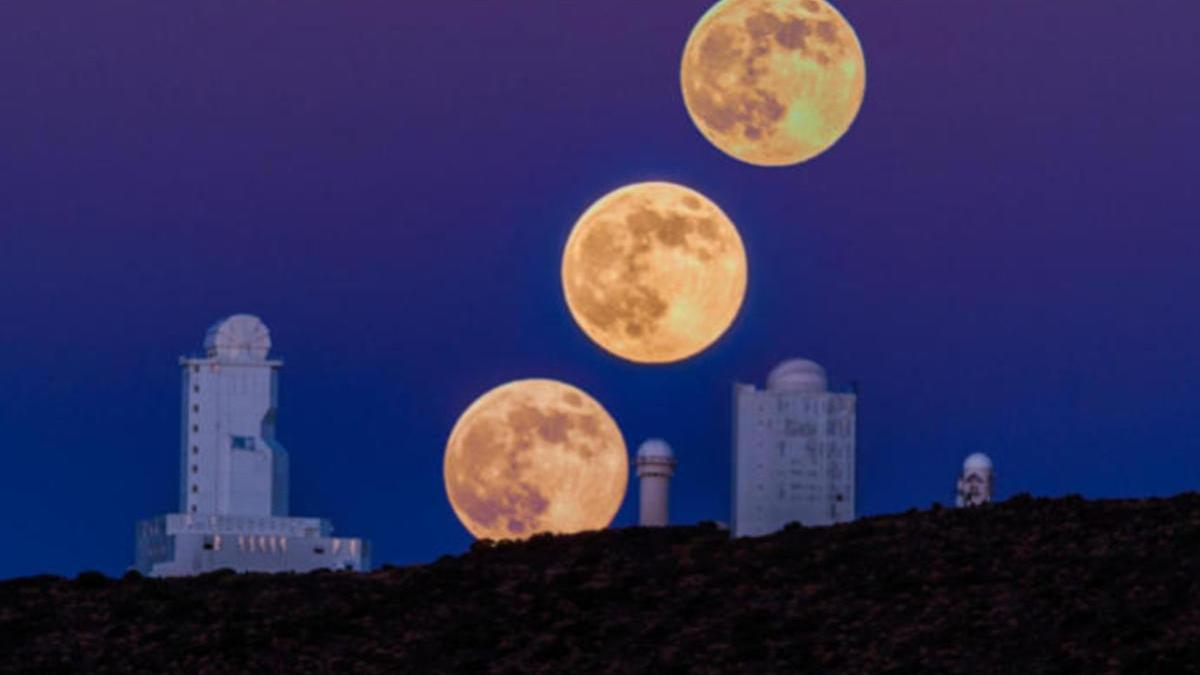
[135,314,368,576]
[732,359,856,537]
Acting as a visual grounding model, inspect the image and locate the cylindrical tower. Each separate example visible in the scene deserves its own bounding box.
[956,453,995,507]
[636,439,676,527]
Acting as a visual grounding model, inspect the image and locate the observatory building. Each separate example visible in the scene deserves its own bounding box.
[135,315,368,576]
[636,439,676,527]
[732,359,857,537]
[956,453,995,507]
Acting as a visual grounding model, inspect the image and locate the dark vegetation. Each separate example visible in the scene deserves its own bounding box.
[2,493,1199,673]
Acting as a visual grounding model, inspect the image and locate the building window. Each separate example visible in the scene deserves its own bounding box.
[231,436,257,451]
[192,404,199,413]
[191,465,198,474]
[191,484,198,493]
[193,385,200,393]
[192,424,199,433]
[203,535,215,551]
[314,547,325,554]
[193,365,199,374]
[190,504,197,513]
[192,446,199,455]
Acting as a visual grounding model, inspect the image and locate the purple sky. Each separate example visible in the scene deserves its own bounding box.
[1,0,1199,578]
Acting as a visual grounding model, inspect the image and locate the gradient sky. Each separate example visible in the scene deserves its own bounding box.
[2,1,1199,579]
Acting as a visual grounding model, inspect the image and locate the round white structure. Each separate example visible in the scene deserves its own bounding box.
[956,453,995,507]
[767,359,828,393]
[636,439,676,527]
[204,314,272,361]
[963,453,994,472]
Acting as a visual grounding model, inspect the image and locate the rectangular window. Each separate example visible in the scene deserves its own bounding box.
[231,436,257,451]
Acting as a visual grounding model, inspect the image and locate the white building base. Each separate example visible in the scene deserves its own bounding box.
[136,513,368,577]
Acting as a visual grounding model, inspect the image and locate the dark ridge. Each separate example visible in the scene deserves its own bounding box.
[3,494,1199,673]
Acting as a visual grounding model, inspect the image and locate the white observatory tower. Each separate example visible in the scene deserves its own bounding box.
[636,439,676,527]
[135,315,369,576]
[956,453,995,507]
[732,359,857,537]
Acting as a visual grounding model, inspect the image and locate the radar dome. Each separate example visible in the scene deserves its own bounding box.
[963,453,993,471]
[767,359,828,393]
[637,438,674,460]
[204,314,272,361]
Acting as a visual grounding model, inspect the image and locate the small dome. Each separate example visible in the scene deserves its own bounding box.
[204,314,272,361]
[767,359,828,393]
[637,439,674,460]
[963,453,993,471]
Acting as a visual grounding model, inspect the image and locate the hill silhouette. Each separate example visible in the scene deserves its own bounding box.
[2,493,1198,673]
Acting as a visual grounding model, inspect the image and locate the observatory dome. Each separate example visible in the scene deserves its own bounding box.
[963,453,994,471]
[637,438,674,460]
[204,314,272,361]
[767,359,828,393]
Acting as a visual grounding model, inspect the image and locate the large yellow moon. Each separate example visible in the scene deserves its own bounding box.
[562,182,747,364]
[681,0,866,166]
[443,379,629,541]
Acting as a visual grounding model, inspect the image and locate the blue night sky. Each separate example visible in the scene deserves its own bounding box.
[1,1,1199,579]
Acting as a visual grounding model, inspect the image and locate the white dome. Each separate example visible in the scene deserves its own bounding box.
[767,359,827,393]
[637,438,674,460]
[963,453,993,471]
[204,314,272,361]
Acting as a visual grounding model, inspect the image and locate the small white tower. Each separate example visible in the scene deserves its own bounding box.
[956,453,995,507]
[636,439,676,527]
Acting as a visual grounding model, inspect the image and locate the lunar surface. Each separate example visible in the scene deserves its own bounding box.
[444,379,628,541]
[562,182,747,364]
[681,0,866,166]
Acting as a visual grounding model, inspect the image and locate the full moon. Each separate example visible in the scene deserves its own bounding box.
[681,0,866,166]
[443,379,628,541]
[562,182,747,364]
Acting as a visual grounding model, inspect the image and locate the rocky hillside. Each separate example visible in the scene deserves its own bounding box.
[3,494,1199,673]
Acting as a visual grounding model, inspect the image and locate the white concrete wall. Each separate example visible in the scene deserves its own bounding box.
[956,468,994,507]
[136,514,368,575]
[180,358,288,517]
[638,475,671,527]
[732,384,856,537]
